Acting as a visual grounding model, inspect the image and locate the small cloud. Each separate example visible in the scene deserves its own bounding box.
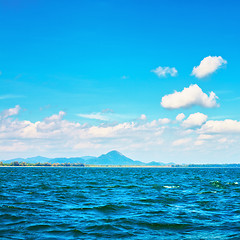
[151,66,177,78]
[158,118,171,124]
[77,113,108,121]
[176,113,185,121]
[140,114,147,120]
[198,134,214,140]
[121,76,129,79]
[182,112,208,128]
[161,84,219,109]
[191,56,227,78]
[44,111,66,122]
[78,111,137,122]
[1,105,21,119]
[0,94,24,100]
[172,138,192,146]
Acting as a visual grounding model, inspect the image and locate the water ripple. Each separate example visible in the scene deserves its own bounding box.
[1,167,240,239]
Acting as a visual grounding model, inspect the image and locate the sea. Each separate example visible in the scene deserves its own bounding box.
[0,167,240,239]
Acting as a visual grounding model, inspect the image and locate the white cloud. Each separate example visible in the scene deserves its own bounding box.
[144,118,170,127]
[198,134,214,140]
[140,114,147,120]
[1,106,240,163]
[158,118,171,124]
[151,66,177,77]
[161,84,219,109]
[194,140,204,146]
[77,111,137,122]
[0,106,166,157]
[200,119,240,134]
[77,113,109,121]
[44,111,66,122]
[182,112,208,128]
[172,138,192,146]
[0,141,32,152]
[0,95,24,100]
[176,113,185,121]
[191,56,227,78]
[1,105,21,119]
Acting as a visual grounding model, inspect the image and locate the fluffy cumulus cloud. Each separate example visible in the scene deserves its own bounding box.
[1,106,240,162]
[151,66,177,77]
[176,113,185,121]
[191,56,227,78]
[44,111,66,122]
[0,106,167,157]
[161,84,219,109]
[144,118,171,128]
[158,118,171,124]
[200,119,240,134]
[182,112,208,128]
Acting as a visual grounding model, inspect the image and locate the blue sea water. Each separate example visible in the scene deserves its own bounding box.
[0,167,240,239]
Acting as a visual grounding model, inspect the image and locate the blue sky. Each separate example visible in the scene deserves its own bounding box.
[0,0,240,163]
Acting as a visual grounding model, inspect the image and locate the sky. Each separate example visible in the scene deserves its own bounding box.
[0,0,240,163]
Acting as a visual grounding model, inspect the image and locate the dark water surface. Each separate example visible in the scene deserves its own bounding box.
[1,167,240,239]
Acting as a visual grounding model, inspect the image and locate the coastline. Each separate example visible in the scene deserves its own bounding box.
[1,165,240,168]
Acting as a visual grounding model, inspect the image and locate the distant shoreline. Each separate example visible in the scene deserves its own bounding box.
[1,165,240,168]
[2,151,240,168]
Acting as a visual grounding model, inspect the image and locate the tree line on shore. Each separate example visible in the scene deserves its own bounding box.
[1,161,240,168]
[0,161,84,167]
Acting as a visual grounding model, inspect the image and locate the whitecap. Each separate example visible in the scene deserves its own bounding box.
[163,185,179,189]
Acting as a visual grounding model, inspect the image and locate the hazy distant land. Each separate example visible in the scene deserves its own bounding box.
[1,150,240,168]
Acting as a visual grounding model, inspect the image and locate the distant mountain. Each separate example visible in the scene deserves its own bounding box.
[145,161,175,166]
[145,161,166,166]
[27,156,51,163]
[86,150,145,165]
[48,151,145,165]
[81,156,98,164]
[1,151,173,166]
[81,156,97,161]
[2,156,50,164]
